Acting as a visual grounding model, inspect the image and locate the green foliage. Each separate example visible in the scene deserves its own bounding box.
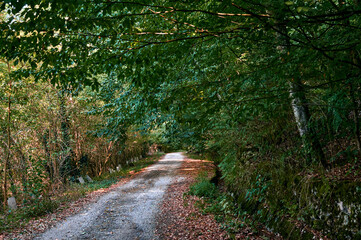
[23,156,48,200]
[205,154,361,239]
[0,197,60,232]
[188,173,218,199]
[22,198,60,218]
[1,1,361,238]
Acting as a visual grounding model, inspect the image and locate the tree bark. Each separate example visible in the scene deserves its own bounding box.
[58,89,72,182]
[339,0,361,155]
[289,79,310,138]
[349,81,361,153]
[273,11,327,167]
[3,61,12,209]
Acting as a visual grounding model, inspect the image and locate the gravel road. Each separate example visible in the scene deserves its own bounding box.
[35,152,184,240]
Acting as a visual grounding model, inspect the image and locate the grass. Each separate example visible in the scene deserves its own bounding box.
[186,152,206,161]
[0,153,164,233]
[188,171,218,199]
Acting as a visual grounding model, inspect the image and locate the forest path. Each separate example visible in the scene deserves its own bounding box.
[35,152,184,240]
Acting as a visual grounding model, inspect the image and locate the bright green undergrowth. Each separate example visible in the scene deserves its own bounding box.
[188,172,218,199]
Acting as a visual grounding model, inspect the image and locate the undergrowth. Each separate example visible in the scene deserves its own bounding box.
[188,159,361,240]
[187,173,249,238]
[188,172,218,199]
[185,108,361,240]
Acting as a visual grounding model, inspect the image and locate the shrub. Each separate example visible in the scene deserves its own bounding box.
[188,178,218,199]
[23,198,60,218]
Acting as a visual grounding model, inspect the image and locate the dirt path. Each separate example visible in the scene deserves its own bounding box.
[35,152,184,240]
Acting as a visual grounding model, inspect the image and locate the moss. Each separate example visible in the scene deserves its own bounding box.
[202,155,361,239]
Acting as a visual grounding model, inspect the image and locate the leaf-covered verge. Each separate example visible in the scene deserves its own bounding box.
[156,155,279,240]
[0,153,163,240]
[156,156,229,239]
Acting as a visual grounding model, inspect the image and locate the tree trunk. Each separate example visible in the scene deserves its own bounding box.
[289,78,327,167]
[349,81,361,153]
[58,89,72,182]
[210,164,222,186]
[42,129,54,181]
[340,0,361,155]
[3,61,12,209]
[273,12,327,167]
[289,79,310,138]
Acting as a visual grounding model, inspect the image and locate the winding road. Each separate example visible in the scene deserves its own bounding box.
[35,152,184,240]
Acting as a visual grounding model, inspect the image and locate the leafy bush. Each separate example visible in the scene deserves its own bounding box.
[23,156,48,201]
[23,198,60,218]
[188,174,218,199]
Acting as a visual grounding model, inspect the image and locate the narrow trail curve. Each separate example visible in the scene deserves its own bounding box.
[35,152,184,240]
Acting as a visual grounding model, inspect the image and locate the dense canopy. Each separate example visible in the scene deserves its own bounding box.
[1,1,361,238]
